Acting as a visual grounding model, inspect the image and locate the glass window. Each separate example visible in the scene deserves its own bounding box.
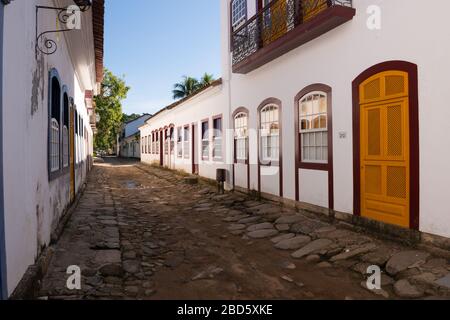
[232,0,247,28]
[177,127,182,158]
[62,93,69,168]
[299,92,328,163]
[184,126,190,159]
[164,129,169,155]
[201,120,209,160]
[260,104,279,163]
[170,127,175,154]
[234,112,248,161]
[213,117,222,160]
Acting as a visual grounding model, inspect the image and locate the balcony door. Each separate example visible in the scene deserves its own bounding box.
[259,0,288,45]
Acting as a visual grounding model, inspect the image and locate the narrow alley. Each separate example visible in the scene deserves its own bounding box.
[38,158,450,300]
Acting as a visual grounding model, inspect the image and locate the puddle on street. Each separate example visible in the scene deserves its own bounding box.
[124,180,138,189]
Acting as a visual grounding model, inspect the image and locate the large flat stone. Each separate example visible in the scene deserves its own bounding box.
[291,239,333,259]
[393,279,424,298]
[228,224,246,231]
[275,236,311,250]
[290,220,329,235]
[271,233,295,244]
[247,229,279,239]
[330,244,377,262]
[94,250,121,264]
[435,273,450,289]
[386,251,430,276]
[275,215,305,225]
[238,216,261,224]
[247,222,274,232]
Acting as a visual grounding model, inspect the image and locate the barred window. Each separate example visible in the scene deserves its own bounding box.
[260,104,279,163]
[213,117,222,160]
[201,120,209,160]
[232,0,247,28]
[299,92,328,163]
[184,126,190,159]
[49,75,61,173]
[234,112,248,161]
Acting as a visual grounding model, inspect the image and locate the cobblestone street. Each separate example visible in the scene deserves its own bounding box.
[38,158,450,300]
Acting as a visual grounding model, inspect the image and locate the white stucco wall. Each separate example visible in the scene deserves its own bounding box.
[223,0,450,238]
[2,0,96,296]
[140,84,232,183]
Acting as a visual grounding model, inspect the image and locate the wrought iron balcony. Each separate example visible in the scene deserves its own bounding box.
[231,0,355,74]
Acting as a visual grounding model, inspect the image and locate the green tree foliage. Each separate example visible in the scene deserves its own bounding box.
[200,73,214,86]
[122,113,143,123]
[172,73,216,100]
[172,76,200,100]
[94,69,130,151]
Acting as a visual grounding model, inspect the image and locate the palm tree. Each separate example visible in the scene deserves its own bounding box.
[172,76,200,100]
[200,73,215,87]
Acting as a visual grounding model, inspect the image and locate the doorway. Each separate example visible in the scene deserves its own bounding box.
[353,61,419,230]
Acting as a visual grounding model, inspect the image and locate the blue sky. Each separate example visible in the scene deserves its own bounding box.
[104,0,221,115]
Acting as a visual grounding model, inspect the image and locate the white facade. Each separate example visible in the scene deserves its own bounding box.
[120,134,141,159]
[140,80,232,183]
[0,0,102,297]
[141,0,450,240]
[119,114,152,159]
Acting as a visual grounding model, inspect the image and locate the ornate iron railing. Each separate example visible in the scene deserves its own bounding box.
[231,0,353,66]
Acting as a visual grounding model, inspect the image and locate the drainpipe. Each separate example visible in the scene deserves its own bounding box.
[0,0,10,300]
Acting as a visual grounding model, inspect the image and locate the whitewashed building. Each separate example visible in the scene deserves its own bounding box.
[140,0,450,245]
[118,114,152,159]
[0,0,104,298]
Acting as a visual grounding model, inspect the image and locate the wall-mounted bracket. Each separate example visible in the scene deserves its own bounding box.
[35,3,91,56]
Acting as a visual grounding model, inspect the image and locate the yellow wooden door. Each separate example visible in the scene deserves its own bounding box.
[262,0,287,45]
[70,106,75,202]
[359,71,410,228]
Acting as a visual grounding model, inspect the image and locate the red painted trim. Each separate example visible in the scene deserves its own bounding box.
[201,118,210,161]
[232,107,250,190]
[294,84,334,209]
[257,98,283,197]
[352,60,419,230]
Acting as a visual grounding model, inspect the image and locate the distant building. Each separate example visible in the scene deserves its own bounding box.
[0,0,104,298]
[119,114,152,159]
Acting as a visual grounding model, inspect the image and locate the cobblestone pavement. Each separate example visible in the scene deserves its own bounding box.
[38,157,450,300]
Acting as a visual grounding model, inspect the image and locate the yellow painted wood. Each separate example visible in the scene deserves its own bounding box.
[262,0,288,45]
[303,0,328,22]
[360,71,410,228]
